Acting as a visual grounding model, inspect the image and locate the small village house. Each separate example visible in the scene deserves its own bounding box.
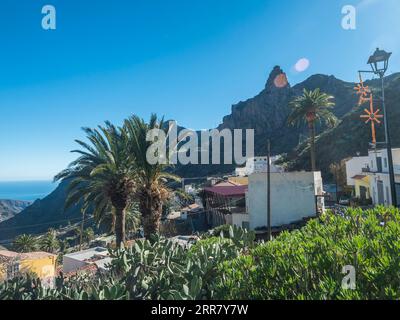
[201,181,248,229]
[62,247,111,274]
[345,148,400,206]
[0,250,57,287]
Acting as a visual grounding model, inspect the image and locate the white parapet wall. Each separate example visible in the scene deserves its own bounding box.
[248,171,323,229]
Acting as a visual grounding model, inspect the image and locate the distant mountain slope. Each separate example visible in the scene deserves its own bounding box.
[0,200,31,223]
[0,180,82,241]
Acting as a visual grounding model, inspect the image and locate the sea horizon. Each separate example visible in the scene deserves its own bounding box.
[0,180,58,202]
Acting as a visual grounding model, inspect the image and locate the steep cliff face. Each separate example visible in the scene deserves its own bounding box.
[216,66,358,157]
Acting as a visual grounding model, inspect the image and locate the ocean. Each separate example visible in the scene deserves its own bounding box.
[0,181,58,201]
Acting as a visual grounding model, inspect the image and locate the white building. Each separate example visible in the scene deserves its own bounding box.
[365,148,400,206]
[345,148,400,206]
[247,171,324,230]
[345,156,370,186]
[63,247,111,274]
[235,156,284,177]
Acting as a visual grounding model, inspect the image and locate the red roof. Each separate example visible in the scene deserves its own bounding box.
[352,174,367,180]
[204,185,247,197]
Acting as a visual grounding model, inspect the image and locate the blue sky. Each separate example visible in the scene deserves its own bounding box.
[0,0,399,181]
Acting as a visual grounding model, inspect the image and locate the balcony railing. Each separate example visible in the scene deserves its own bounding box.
[362,165,400,174]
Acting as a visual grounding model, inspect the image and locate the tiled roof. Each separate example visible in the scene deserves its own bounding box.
[0,250,56,261]
[204,185,247,197]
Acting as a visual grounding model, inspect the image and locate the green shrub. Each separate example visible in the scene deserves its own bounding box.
[215,207,400,300]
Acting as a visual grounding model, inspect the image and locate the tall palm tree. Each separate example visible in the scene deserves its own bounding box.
[13,234,38,253]
[288,88,337,171]
[55,121,136,247]
[40,229,60,253]
[124,114,180,239]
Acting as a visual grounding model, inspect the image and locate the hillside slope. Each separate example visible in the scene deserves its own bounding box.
[284,73,400,176]
[0,180,82,241]
[0,200,31,223]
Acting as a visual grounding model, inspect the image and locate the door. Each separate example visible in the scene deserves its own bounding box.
[360,186,367,201]
[377,181,384,205]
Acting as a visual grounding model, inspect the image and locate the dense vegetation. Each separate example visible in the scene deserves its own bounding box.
[1,207,400,300]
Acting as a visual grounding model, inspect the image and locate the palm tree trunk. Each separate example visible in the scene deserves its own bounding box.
[114,207,126,247]
[309,122,316,172]
[141,190,162,239]
[79,209,85,251]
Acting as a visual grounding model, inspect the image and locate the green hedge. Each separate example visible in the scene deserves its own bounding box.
[215,207,400,299]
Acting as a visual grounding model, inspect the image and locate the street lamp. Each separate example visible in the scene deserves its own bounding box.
[367,48,397,207]
[368,48,392,76]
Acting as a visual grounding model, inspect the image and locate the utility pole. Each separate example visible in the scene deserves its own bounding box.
[380,74,397,207]
[267,139,272,241]
[363,48,397,207]
[79,208,85,251]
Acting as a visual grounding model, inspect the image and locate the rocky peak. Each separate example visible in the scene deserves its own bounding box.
[265,65,290,92]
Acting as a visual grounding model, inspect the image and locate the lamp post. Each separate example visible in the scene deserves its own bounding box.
[366,48,397,207]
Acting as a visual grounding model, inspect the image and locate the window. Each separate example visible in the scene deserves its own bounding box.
[6,262,20,280]
[384,158,388,168]
[371,160,374,169]
[242,221,250,230]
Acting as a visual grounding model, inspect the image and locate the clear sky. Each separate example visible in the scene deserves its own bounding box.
[0,0,399,181]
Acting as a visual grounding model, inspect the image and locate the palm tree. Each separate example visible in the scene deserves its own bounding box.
[124,114,180,239]
[288,88,337,171]
[13,234,38,253]
[40,229,60,253]
[55,121,136,247]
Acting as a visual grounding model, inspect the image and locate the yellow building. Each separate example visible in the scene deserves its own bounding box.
[352,174,371,200]
[228,176,249,186]
[0,250,57,287]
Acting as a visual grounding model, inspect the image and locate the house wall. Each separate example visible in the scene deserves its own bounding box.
[21,257,57,287]
[228,176,249,185]
[369,173,392,206]
[354,177,371,199]
[345,157,369,186]
[0,255,56,287]
[231,213,249,228]
[248,172,321,230]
